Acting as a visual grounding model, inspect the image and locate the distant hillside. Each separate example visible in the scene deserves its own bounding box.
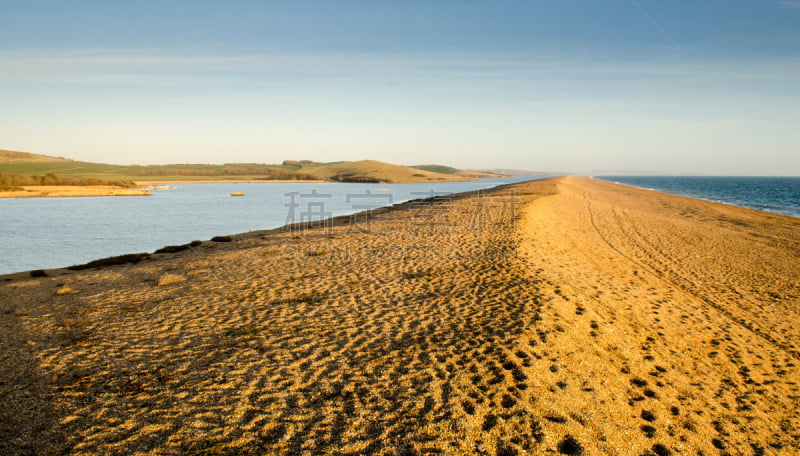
[481,168,552,177]
[0,149,74,164]
[453,169,504,179]
[0,151,141,190]
[301,160,465,183]
[0,149,498,184]
[412,164,458,175]
[413,164,503,179]
[0,172,135,189]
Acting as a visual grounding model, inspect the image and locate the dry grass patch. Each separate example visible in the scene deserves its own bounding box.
[157,273,186,286]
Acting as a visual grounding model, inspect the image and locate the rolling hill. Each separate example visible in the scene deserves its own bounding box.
[411,164,503,179]
[0,149,504,184]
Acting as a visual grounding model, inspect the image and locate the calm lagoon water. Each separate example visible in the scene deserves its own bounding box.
[0,177,540,275]
[596,176,800,219]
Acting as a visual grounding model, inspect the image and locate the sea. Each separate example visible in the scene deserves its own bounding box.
[0,177,540,275]
[595,176,800,219]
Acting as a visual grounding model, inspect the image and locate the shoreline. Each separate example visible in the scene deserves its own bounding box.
[133,176,489,184]
[0,176,497,198]
[1,176,798,454]
[133,179,326,184]
[591,175,800,219]
[0,179,528,279]
[2,175,797,278]
[0,185,151,198]
[0,181,327,199]
[2,175,795,279]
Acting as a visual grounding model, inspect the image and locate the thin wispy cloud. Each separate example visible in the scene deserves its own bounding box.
[780,0,800,8]
[2,48,798,89]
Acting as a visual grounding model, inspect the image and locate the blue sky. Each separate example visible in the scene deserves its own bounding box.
[1,1,799,174]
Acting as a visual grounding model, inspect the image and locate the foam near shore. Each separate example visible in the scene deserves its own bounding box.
[1,176,798,455]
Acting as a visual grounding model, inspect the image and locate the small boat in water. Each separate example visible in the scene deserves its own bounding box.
[230,192,245,197]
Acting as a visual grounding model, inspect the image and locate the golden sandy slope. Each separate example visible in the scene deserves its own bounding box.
[0,177,797,455]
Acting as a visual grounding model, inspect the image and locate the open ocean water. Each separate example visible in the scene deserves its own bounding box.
[596,176,800,219]
[0,177,539,275]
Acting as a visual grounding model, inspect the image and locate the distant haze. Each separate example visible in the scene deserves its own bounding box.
[1,1,798,175]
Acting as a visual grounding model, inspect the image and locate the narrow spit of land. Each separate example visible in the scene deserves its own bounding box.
[0,186,151,198]
[0,176,798,455]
